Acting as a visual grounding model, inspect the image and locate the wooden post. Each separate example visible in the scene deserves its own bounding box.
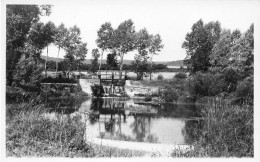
[111,72,114,94]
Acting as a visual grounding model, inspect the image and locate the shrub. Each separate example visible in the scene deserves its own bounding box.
[144,95,152,101]
[187,72,225,98]
[160,85,178,102]
[41,77,78,83]
[223,68,240,93]
[174,72,187,79]
[157,74,163,80]
[233,76,253,105]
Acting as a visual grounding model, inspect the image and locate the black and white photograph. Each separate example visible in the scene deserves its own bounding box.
[1,0,260,160]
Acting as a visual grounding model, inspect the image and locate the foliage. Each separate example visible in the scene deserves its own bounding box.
[113,20,136,76]
[12,43,44,91]
[174,72,187,80]
[74,42,88,73]
[90,48,100,74]
[133,28,151,80]
[157,74,163,80]
[54,23,68,75]
[41,76,78,83]
[229,24,254,79]
[6,5,41,85]
[182,19,221,74]
[6,104,94,157]
[62,25,83,77]
[106,50,118,70]
[233,76,253,105]
[187,101,253,157]
[209,29,241,72]
[187,72,225,98]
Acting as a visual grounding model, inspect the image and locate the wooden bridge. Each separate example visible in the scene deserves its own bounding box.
[96,70,127,95]
[97,70,127,86]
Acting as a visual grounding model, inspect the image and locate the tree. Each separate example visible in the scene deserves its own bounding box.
[90,48,100,74]
[62,25,82,77]
[132,28,163,80]
[148,34,163,80]
[182,19,221,74]
[6,5,41,85]
[113,19,136,79]
[75,42,88,75]
[106,50,118,70]
[54,23,68,77]
[29,21,56,77]
[133,28,151,80]
[96,22,114,72]
[210,29,242,73]
[230,24,254,79]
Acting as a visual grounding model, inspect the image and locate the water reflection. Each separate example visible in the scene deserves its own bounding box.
[44,97,202,145]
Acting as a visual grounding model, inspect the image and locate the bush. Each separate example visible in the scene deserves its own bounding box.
[223,68,240,93]
[187,72,225,98]
[41,77,78,83]
[144,95,152,101]
[157,74,163,80]
[174,72,187,79]
[233,76,253,105]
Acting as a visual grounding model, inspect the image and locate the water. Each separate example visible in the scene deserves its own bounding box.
[44,97,202,145]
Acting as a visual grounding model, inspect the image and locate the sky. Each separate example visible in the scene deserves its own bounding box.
[39,0,260,62]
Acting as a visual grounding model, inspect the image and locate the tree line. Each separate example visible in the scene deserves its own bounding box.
[6,5,164,89]
[43,59,168,72]
[182,19,253,104]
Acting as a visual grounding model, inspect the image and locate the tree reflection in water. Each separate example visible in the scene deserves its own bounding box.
[130,115,159,143]
[182,119,204,145]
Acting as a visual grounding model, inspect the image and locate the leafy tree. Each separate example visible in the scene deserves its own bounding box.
[133,28,151,80]
[230,24,254,79]
[62,25,82,77]
[182,19,221,74]
[63,50,76,78]
[96,22,114,72]
[148,34,163,80]
[12,42,43,89]
[113,19,136,79]
[6,5,41,85]
[90,48,100,74]
[106,50,118,70]
[210,29,242,73]
[75,42,88,75]
[54,23,68,76]
[29,21,56,77]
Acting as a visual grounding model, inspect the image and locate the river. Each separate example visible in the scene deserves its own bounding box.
[43,97,203,145]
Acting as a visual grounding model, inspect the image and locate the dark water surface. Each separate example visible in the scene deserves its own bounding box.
[45,97,203,145]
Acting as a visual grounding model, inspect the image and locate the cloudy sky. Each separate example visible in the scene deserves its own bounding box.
[39,0,259,62]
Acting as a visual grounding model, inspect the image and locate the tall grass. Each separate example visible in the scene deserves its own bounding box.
[6,102,145,157]
[171,100,253,157]
[6,103,93,157]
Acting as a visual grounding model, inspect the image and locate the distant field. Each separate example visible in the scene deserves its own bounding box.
[127,72,178,80]
[45,71,186,81]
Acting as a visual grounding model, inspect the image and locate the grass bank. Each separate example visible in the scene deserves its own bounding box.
[171,100,253,157]
[6,103,145,157]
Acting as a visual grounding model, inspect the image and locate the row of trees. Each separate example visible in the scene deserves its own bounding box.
[42,59,168,72]
[6,5,164,91]
[182,19,254,104]
[94,20,164,80]
[6,5,88,87]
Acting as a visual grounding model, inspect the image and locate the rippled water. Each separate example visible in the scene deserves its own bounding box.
[44,97,202,145]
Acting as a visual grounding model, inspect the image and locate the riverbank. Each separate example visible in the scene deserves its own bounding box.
[6,96,253,157]
[6,103,145,157]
